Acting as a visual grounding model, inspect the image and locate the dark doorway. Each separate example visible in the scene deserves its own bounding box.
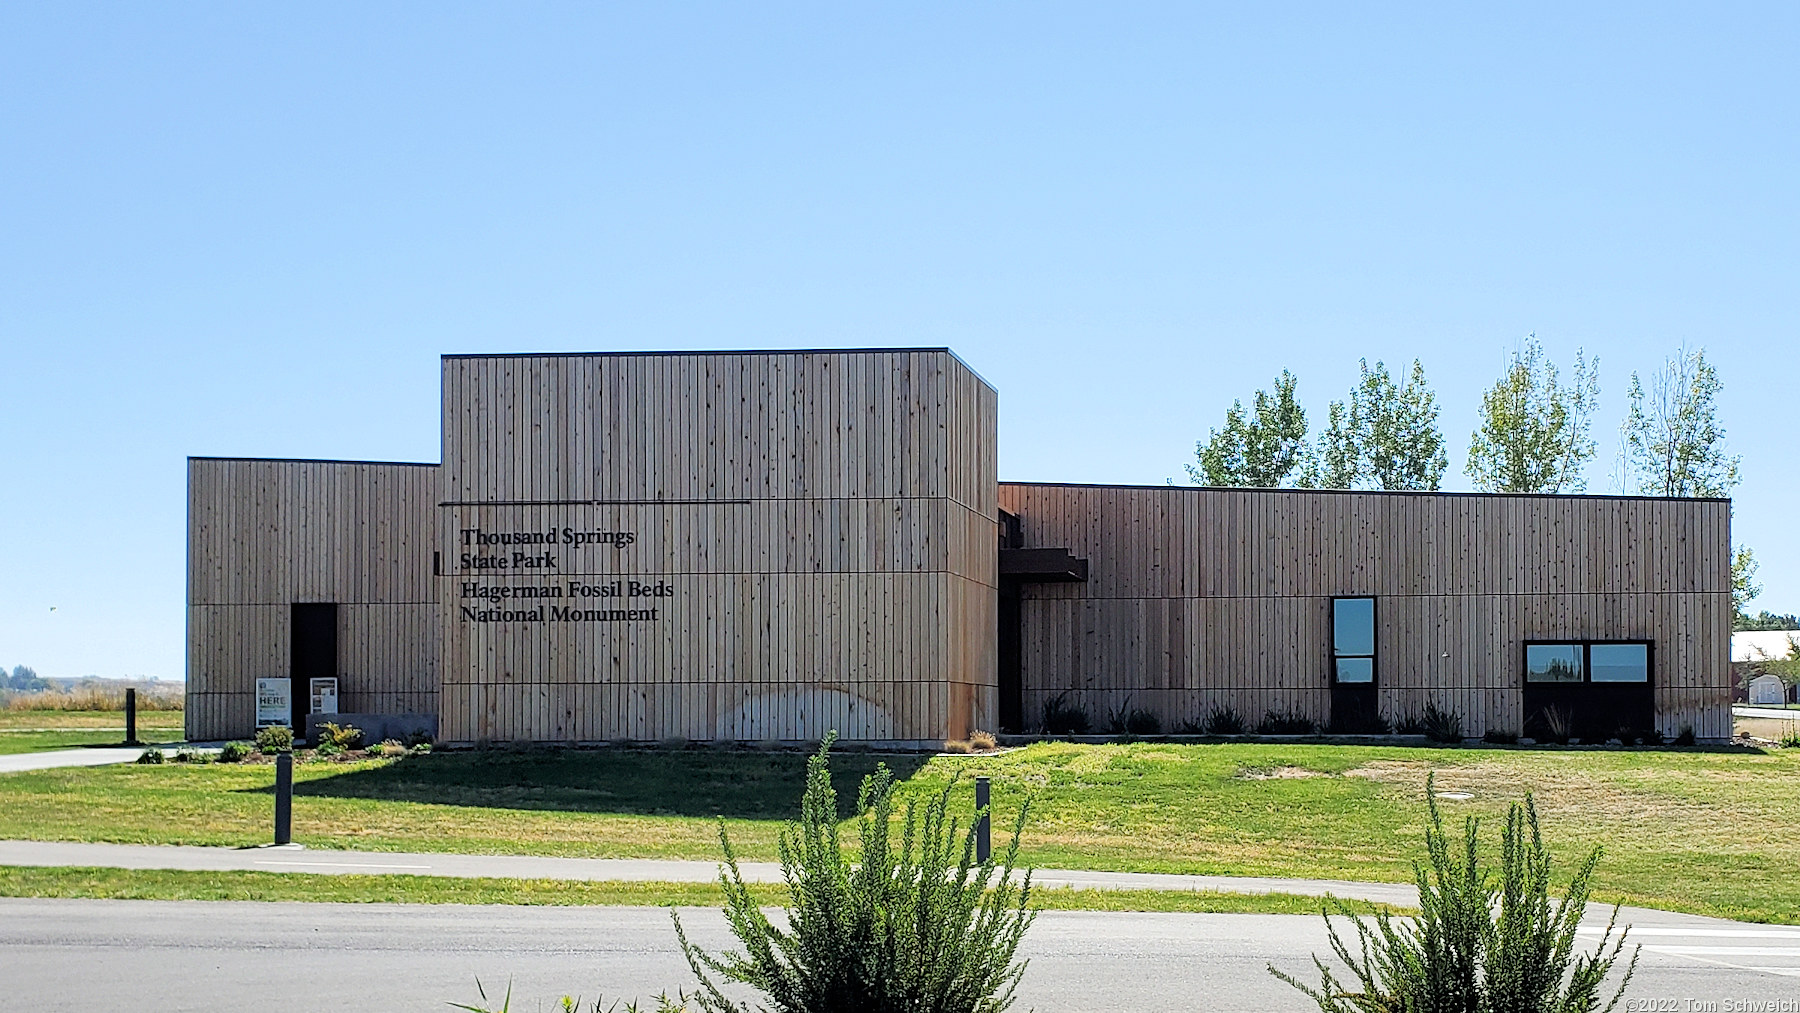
[997,582,1022,732]
[290,603,338,736]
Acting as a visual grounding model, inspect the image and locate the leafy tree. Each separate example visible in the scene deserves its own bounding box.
[1620,348,1739,497]
[6,665,48,692]
[1298,359,1446,491]
[1732,547,1762,628]
[1738,610,1800,632]
[1360,359,1448,491]
[1297,401,1363,490]
[1466,336,1600,493]
[1186,370,1309,487]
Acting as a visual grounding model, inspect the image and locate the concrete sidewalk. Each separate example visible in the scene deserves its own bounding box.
[0,744,216,775]
[0,839,1422,907]
[0,748,156,774]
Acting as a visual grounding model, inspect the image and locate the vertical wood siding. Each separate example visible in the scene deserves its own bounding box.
[185,459,439,741]
[436,349,998,744]
[998,483,1732,739]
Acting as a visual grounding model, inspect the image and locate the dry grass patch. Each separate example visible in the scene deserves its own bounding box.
[1236,764,1330,780]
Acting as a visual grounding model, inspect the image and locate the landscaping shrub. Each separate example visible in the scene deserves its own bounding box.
[170,748,209,764]
[1421,702,1464,743]
[1039,691,1089,735]
[968,730,998,751]
[1481,729,1519,745]
[1270,774,1637,1013]
[255,725,293,754]
[315,741,345,758]
[942,739,974,754]
[405,729,435,748]
[217,741,253,762]
[410,741,434,755]
[1105,699,1161,736]
[1257,709,1318,735]
[135,748,165,765]
[674,736,1036,1013]
[317,722,365,750]
[1674,725,1697,746]
[1190,704,1247,735]
[1780,725,1800,749]
[367,739,407,757]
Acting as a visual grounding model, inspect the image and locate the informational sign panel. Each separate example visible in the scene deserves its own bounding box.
[255,678,291,728]
[310,677,338,715]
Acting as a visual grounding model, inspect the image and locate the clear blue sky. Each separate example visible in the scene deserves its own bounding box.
[3,4,1795,680]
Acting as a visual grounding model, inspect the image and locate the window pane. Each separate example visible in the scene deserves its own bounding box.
[1335,657,1374,684]
[1590,643,1648,683]
[1334,598,1374,656]
[1526,644,1583,683]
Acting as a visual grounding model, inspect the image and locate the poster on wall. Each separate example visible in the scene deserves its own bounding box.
[255,678,291,728]
[310,677,338,716]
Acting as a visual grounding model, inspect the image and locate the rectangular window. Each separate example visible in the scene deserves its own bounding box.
[1589,643,1649,683]
[1332,598,1375,684]
[1524,641,1652,684]
[1526,643,1584,683]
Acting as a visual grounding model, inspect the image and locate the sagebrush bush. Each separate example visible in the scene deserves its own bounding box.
[674,736,1035,1013]
[255,725,293,754]
[1271,774,1637,1013]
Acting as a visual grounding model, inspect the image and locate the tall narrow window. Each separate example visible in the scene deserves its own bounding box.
[1332,597,1376,684]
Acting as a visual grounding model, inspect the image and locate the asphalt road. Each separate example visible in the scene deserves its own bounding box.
[3,898,1797,1012]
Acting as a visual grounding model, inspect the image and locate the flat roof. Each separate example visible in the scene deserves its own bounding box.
[997,479,1731,504]
[189,456,439,468]
[440,346,996,391]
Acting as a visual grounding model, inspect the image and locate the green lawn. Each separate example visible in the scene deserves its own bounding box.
[0,710,186,754]
[1,741,1794,923]
[0,866,1393,915]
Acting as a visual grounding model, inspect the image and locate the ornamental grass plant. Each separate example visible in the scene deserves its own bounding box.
[673,736,1035,1013]
[1270,774,1637,1013]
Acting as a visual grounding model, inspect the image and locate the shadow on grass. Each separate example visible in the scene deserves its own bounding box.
[245,748,929,821]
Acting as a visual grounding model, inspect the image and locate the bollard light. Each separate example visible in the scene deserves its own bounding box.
[975,775,991,864]
[124,688,138,746]
[274,752,293,845]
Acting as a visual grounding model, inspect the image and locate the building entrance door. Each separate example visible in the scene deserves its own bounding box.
[290,603,338,737]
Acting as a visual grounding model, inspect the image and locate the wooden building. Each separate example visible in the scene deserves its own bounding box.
[187,348,1731,744]
[997,483,1732,741]
[188,349,998,745]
